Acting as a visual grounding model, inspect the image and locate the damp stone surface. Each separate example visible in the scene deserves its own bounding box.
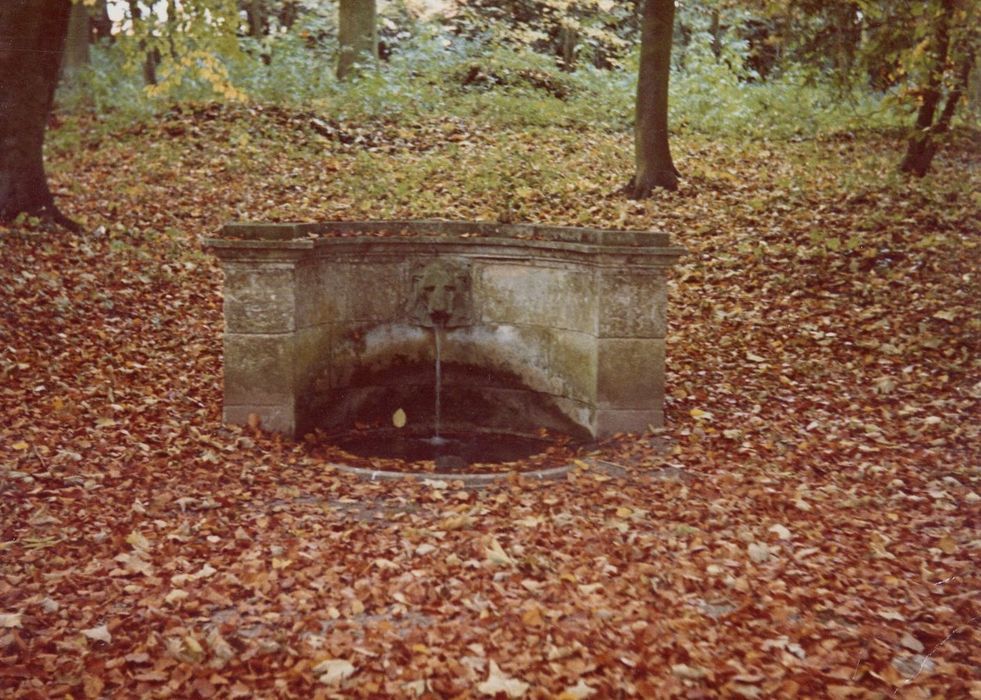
[205,220,684,441]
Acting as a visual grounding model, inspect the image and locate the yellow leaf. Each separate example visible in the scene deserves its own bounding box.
[11,441,29,451]
[521,607,544,626]
[937,535,956,554]
[392,408,407,428]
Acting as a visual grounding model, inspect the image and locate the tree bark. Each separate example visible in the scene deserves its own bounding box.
[246,0,266,38]
[91,0,113,43]
[61,1,90,78]
[279,1,298,31]
[127,0,159,86]
[900,0,954,177]
[337,0,377,81]
[0,0,78,229]
[558,22,577,71]
[629,0,678,197]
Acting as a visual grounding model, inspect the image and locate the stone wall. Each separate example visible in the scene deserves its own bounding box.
[205,221,683,440]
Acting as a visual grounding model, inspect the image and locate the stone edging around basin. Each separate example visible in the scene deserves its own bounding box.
[321,453,686,487]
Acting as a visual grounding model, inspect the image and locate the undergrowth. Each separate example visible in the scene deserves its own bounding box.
[56,26,910,140]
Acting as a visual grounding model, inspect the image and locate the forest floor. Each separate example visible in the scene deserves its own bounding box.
[1,105,979,698]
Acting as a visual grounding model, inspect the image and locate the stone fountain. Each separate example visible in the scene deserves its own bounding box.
[205,220,683,447]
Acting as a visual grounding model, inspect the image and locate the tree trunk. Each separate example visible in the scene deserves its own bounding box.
[337,0,377,81]
[279,1,298,31]
[709,8,722,61]
[127,0,159,86]
[61,1,90,78]
[0,0,78,229]
[629,0,678,197]
[900,0,954,177]
[558,22,577,71]
[91,0,113,43]
[246,0,266,38]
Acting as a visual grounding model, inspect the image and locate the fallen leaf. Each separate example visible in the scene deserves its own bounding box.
[484,537,514,566]
[83,673,105,699]
[314,658,356,685]
[747,542,771,563]
[165,589,189,605]
[477,660,529,698]
[557,679,596,699]
[768,524,792,540]
[82,624,112,643]
[0,612,23,628]
[392,408,407,428]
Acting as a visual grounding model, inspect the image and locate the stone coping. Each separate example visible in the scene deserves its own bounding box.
[210,219,683,252]
[324,457,631,486]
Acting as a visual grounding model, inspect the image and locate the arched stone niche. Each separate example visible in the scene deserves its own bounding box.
[205,220,684,440]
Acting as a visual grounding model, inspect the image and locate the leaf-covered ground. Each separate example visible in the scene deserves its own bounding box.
[1,105,978,698]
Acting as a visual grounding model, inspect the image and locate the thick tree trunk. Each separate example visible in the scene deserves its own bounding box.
[61,2,90,78]
[337,0,377,81]
[630,0,678,197]
[900,0,953,177]
[0,0,77,229]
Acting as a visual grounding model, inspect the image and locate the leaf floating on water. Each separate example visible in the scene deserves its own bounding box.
[392,408,407,428]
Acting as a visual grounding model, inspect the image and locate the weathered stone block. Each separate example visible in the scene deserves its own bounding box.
[477,264,596,333]
[597,269,667,338]
[321,263,405,322]
[544,328,597,403]
[222,264,297,333]
[294,324,332,401]
[294,262,326,328]
[224,334,295,405]
[596,338,665,409]
[330,322,430,388]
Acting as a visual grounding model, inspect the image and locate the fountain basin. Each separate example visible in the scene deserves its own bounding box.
[205,220,684,440]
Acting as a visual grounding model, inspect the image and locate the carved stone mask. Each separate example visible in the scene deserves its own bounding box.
[409,259,472,327]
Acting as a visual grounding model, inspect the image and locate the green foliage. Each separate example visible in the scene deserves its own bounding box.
[56,2,925,142]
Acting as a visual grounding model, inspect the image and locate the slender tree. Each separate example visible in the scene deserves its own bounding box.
[61,1,91,78]
[0,0,77,230]
[629,0,679,197]
[337,0,377,80]
[898,0,976,177]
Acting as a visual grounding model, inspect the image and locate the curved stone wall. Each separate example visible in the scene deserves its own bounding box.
[205,220,684,440]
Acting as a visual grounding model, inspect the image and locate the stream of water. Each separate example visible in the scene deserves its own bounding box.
[430,321,446,445]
